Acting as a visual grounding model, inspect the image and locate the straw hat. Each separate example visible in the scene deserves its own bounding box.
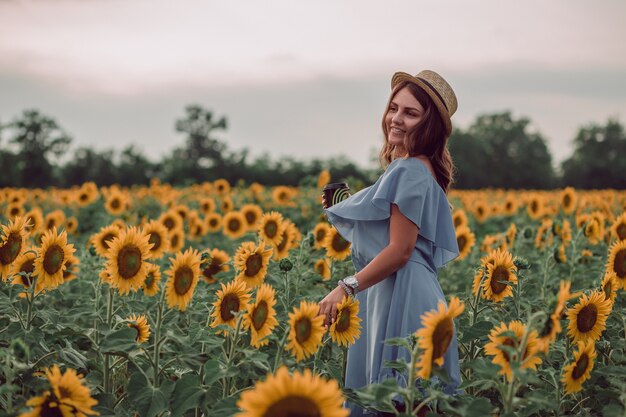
[391,70,458,137]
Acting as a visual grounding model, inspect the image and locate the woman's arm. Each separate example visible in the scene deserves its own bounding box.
[318,203,418,326]
[353,203,419,292]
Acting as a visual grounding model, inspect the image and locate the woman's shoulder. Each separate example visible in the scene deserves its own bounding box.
[385,157,439,189]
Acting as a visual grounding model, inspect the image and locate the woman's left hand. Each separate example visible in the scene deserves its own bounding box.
[318,286,348,329]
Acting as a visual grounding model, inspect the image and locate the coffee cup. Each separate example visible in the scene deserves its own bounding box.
[323,182,350,207]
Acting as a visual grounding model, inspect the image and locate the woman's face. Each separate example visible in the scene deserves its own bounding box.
[385,86,425,152]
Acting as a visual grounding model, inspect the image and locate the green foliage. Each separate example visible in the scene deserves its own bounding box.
[561,118,626,188]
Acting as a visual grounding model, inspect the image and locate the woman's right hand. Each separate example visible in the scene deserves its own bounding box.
[321,194,329,210]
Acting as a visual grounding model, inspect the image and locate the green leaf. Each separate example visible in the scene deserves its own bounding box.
[602,404,625,417]
[459,320,493,343]
[383,337,412,351]
[170,374,205,417]
[127,372,167,417]
[100,327,137,353]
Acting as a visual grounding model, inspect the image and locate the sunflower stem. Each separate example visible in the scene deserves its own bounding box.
[153,287,166,387]
[104,286,115,394]
[223,314,244,398]
[406,337,420,417]
[24,275,37,331]
[273,325,290,372]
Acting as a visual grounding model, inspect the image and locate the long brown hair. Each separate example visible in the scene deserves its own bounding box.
[379,82,455,194]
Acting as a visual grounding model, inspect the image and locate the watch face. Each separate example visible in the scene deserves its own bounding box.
[345,276,358,287]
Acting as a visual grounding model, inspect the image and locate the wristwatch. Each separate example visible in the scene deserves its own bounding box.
[342,275,359,295]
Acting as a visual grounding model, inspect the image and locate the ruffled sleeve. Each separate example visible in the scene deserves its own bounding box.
[324,159,459,268]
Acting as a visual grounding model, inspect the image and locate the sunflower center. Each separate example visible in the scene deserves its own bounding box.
[0,232,22,265]
[203,261,222,278]
[263,396,321,417]
[19,260,36,287]
[79,193,89,202]
[331,234,349,252]
[145,272,155,289]
[613,249,626,278]
[572,353,590,380]
[174,266,194,295]
[315,263,325,275]
[539,316,554,338]
[117,245,142,279]
[531,201,538,212]
[335,308,351,333]
[209,218,218,227]
[264,221,278,239]
[245,211,257,224]
[432,318,454,359]
[111,199,121,209]
[40,397,64,417]
[616,224,626,240]
[295,318,312,344]
[453,216,462,227]
[252,301,268,330]
[577,304,598,333]
[148,232,162,251]
[220,294,240,321]
[43,244,64,275]
[171,234,180,247]
[164,218,175,230]
[563,195,571,207]
[276,231,289,252]
[315,229,327,242]
[245,254,263,277]
[228,218,241,232]
[501,337,517,362]
[490,266,510,294]
[101,233,116,249]
[457,235,467,252]
[129,323,141,341]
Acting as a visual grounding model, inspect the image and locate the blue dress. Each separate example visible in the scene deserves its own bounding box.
[324,157,461,416]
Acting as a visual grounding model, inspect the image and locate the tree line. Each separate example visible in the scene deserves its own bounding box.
[0,105,624,189]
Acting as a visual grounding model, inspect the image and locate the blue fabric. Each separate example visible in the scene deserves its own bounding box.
[324,157,462,416]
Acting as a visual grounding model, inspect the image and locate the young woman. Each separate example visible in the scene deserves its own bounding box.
[319,70,461,416]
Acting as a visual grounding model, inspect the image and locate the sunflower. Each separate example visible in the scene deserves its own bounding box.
[0,216,29,280]
[142,220,171,259]
[583,218,603,245]
[600,273,619,305]
[610,212,626,242]
[258,211,286,247]
[168,228,185,253]
[249,182,265,202]
[62,254,80,283]
[537,281,571,353]
[471,250,499,297]
[560,187,577,215]
[535,219,554,249]
[484,320,542,381]
[330,296,362,347]
[314,258,331,281]
[503,195,519,216]
[271,220,298,261]
[554,244,567,264]
[455,225,475,260]
[323,227,351,261]
[6,202,25,219]
[235,366,349,417]
[505,223,517,248]
[76,182,99,206]
[44,210,66,232]
[606,239,626,288]
[127,314,151,343]
[210,279,251,332]
[171,204,190,221]
[560,220,573,247]
[65,216,79,235]
[200,248,231,284]
[317,169,331,188]
[158,210,184,233]
[205,212,223,233]
[90,224,121,257]
[481,249,517,303]
[473,201,489,223]
[19,365,98,417]
[561,340,597,395]
[566,290,612,344]
[286,300,325,362]
[238,203,261,232]
[142,263,161,296]
[199,197,216,215]
[104,227,153,295]
[245,283,279,347]
[23,207,44,236]
[33,228,75,289]
[234,241,273,288]
[165,248,202,311]
[272,185,297,207]
[313,222,331,250]
[415,296,464,379]
[526,195,545,219]
[10,249,46,297]
[187,211,207,240]
[104,191,129,216]
[223,211,248,240]
[213,178,231,196]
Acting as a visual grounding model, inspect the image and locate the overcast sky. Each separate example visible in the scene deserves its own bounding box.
[1,0,625,170]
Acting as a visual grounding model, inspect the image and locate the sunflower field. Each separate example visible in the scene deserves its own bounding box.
[0,174,625,417]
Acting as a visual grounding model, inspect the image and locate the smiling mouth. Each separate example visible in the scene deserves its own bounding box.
[390,127,404,134]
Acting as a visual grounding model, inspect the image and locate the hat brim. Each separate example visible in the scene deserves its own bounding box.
[391,72,452,137]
